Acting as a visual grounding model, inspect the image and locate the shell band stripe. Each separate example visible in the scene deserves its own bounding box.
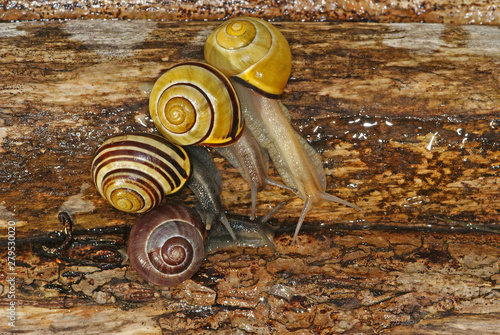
[93,142,189,180]
[169,62,242,144]
[102,168,167,199]
[95,135,187,161]
[95,155,182,191]
[231,75,283,100]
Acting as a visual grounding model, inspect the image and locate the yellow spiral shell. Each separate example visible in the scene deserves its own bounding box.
[204,17,292,97]
[149,62,244,147]
[91,133,191,213]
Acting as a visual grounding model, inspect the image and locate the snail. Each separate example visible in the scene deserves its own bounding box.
[149,61,244,147]
[91,133,190,213]
[128,202,281,287]
[150,60,292,219]
[204,17,361,243]
[90,132,257,241]
[127,203,206,287]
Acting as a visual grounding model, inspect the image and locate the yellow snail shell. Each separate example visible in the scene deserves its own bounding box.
[149,62,244,147]
[204,17,292,97]
[91,133,191,213]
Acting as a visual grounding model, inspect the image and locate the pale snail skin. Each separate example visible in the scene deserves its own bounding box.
[127,202,279,287]
[127,203,206,287]
[204,17,361,243]
[215,127,294,220]
[91,133,190,214]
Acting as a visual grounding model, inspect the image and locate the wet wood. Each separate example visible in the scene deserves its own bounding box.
[0,20,499,333]
[1,226,499,333]
[0,0,499,25]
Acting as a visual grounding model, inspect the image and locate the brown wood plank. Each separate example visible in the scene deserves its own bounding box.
[0,21,498,237]
[0,20,498,333]
[1,227,499,333]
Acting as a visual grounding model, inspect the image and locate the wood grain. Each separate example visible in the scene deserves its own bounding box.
[0,0,499,25]
[0,21,498,237]
[0,20,499,333]
[1,226,499,333]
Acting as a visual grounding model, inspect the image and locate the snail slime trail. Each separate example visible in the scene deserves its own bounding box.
[204,17,362,243]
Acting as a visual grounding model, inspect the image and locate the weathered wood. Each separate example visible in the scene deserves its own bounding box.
[1,226,499,333]
[0,21,498,237]
[0,20,499,333]
[0,0,499,25]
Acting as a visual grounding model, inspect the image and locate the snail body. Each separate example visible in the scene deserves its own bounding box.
[91,133,190,213]
[205,201,284,254]
[184,145,237,241]
[215,127,294,219]
[204,17,361,243]
[149,62,244,147]
[231,77,362,244]
[127,203,206,287]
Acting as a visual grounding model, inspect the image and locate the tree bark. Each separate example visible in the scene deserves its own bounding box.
[0,20,499,333]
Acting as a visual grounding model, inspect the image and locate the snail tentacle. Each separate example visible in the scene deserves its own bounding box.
[205,202,285,254]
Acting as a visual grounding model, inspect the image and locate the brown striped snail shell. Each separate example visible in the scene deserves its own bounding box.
[91,133,190,213]
[149,61,244,147]
[127,203,206,287]
[204,17,292,98]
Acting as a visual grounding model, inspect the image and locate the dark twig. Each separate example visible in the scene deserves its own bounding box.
[42,212,74,254]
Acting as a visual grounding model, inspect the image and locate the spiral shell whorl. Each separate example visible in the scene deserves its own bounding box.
[91,133,190,213]
[127,204,206,287]
[204,17,292,97]
[150,62,244,147]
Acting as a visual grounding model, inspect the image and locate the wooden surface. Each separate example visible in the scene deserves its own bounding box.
[0,0,499,25]
[0,20,499,333]
[2,227,500,334]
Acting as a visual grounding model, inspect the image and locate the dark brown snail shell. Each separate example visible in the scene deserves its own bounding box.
[127,204,206,287]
